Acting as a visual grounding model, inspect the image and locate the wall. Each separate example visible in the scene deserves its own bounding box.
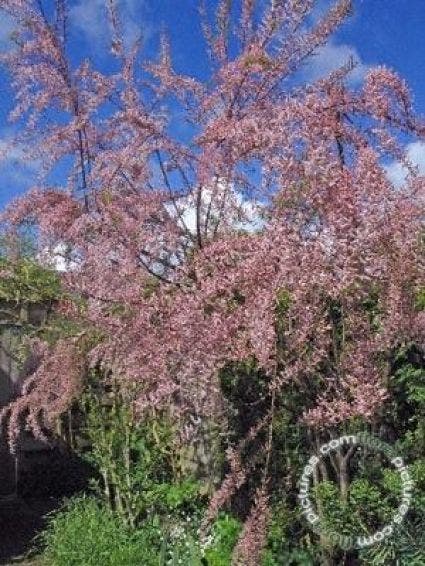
[0,303,47,498]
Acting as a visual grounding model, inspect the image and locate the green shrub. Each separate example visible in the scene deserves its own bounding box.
[40,496,159,566]
[261,500,318,565]
[359,517,425,565]
[39,495,243,566]
[203,514,242,566]
[0,257,61,304]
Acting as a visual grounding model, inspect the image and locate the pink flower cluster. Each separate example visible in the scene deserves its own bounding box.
[0,2,424,559]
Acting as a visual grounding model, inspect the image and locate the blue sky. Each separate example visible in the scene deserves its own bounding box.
[0,0,424,207]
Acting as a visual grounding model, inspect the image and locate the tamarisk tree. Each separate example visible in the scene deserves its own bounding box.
[0,1,424,562]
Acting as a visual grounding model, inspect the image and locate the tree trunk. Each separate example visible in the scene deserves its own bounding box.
[339,457,349,503]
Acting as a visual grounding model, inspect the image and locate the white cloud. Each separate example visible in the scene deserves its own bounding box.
[166,179,264,239]
[384,142,425,188]
[38,243,79,272]
[302,39,369,85]
[38,181,264,275]
[139,180,264,277]
[296,0,369,86]
[69,0,151,52]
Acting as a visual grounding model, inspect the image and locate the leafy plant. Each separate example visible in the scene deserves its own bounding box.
[0,257,61,304]
[39,495,242,566]
[359,517,425,565]
[39,496,159,566]
[203,514,242,566]
[80,378,203,528]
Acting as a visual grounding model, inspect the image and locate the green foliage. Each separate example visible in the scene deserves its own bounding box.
[37,312,94,345]
[40,496,158,566]
[262,548,316,566]
[9,255,422,566]
[203,514,242,566]
[0,257,61,303]
[348,478,394,525]
[314,480,364,539]
[388,345,425,434]
[35,335,425,566]
[275,288,291,317]
[415,287,425,311]
[393,353,425,406]
[359,517,425,565]
[81,379,204,528]
[154,479,202,511]
[39,495,241,566]
[262,500,318,565]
